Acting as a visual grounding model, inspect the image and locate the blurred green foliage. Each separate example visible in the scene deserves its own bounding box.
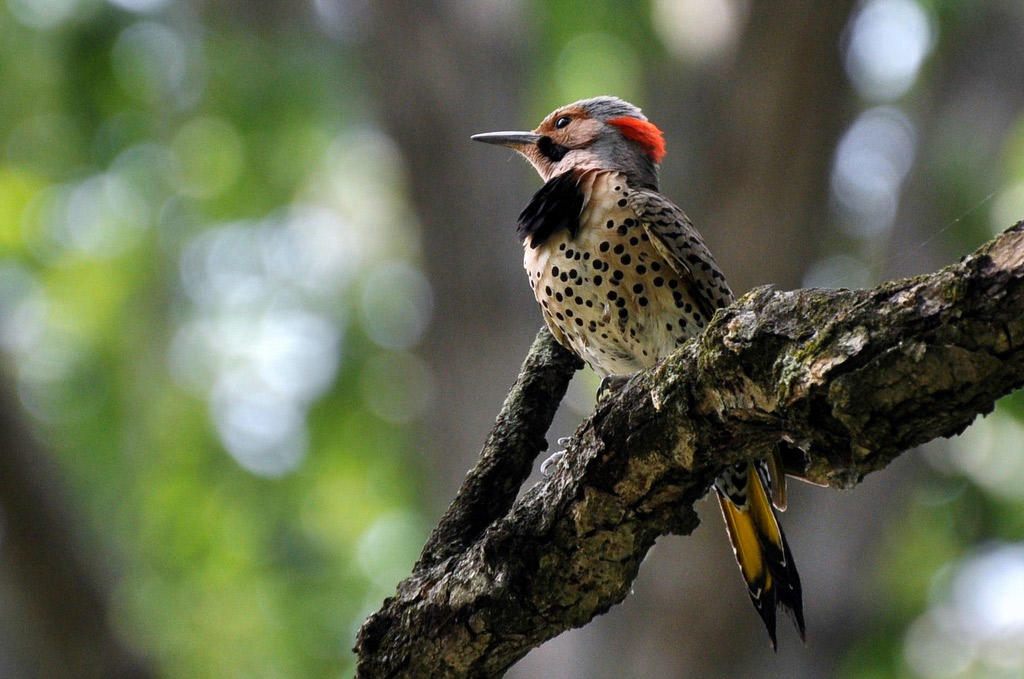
[0,3,425,677]
[1,1,1024,678]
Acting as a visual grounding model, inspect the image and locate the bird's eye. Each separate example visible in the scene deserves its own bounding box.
[554,115,572,129]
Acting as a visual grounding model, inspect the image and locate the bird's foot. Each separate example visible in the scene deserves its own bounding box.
[597,375,629,402]
[540,436,571,476]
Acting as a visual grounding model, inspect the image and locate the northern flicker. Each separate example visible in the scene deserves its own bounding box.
[473,96,805,648]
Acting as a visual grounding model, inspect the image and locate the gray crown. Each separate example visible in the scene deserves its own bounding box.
[573,96,647,122]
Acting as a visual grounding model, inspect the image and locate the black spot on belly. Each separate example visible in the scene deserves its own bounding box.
[618,198,627,207]
[620,254,631,265]
[593,275,603,285]
[613,244,624,255]
[618,308,628,319]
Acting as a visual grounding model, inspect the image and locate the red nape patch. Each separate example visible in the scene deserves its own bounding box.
[608,117,666,164]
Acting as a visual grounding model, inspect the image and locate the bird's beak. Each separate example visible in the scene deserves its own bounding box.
[471,131,542,148]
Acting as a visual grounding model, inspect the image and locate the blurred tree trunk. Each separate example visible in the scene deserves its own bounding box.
[359,1,539,508]
[0,377,152,679]
[654,0,857,292]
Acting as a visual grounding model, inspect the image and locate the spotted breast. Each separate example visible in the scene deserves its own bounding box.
[522,169,708,377]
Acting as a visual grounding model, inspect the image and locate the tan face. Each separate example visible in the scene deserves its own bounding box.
[533,105,604,148]
[520,106,608,180]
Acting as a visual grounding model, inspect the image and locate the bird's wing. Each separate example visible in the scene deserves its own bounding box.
[628,189,734,321]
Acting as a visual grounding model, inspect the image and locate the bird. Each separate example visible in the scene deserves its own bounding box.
[472,96,805,648]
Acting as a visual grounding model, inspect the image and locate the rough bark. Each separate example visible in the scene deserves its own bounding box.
[355,222,1024,678]
[417,329,581,569]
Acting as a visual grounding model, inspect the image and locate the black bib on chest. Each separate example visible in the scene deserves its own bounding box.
[517,171,583,249]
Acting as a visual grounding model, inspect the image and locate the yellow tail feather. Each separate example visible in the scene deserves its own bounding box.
[716,462,805,649]
[717,492,765,588]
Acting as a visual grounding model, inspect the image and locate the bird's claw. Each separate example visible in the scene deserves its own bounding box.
[540,450,566,476]
[597,375,629,402]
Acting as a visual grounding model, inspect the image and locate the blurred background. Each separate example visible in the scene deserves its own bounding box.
[1,0,1024,677]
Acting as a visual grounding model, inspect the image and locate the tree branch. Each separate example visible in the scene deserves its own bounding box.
[355,222,1024,678]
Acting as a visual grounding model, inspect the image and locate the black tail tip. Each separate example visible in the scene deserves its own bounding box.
[754,590,805,650]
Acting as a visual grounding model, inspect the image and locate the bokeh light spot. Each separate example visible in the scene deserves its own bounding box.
[7,0,82,29]
[210,371,307,478]
[0,262,47,355]
[844,0,935,101]
[106,0,171,12]
[0,166,44,250]
[831,106,917,237]
[651,0,743,64]
[62,173,149,257]
[355,511,426,591]
[904,545,1024,677]
[359,262,432,350]
[941,408,1024,501]
[111,21,193,107]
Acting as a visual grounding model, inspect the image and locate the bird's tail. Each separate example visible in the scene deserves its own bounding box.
[715,462,805,649]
